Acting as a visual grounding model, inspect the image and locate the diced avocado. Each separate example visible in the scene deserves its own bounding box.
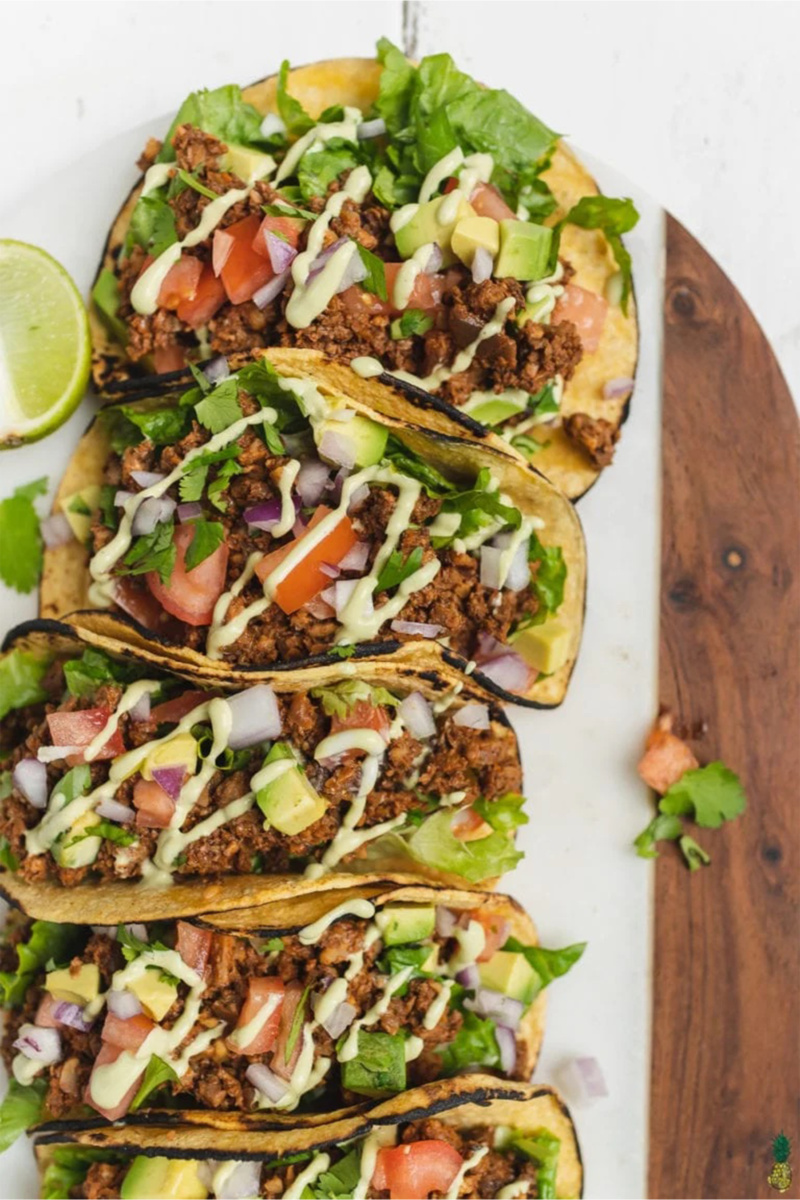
[91,268,128,344]
[315,414,388,469]
[44,963,100,1005]
[142,733,197,782]
[468,398,527,427]
[394,195,476,262]
[375,905,436,947]
[478,950,537,1005]
[257,747,327,836]
[55,811,101,870]
[339,1031,406,1098]
[451,216,500,267]
[513,619,571,675]
[495,220,553,282]
[60,485,103,544]
[128,967,179,1021]
[121,1156,208,1200]
[221,144,276,183]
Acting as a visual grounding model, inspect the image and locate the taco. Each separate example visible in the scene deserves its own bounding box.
[0,887,583,1141]
[40,354,586,707]
[0,623,534,911]
[33,1076,583,1198]
[89,42,638,499]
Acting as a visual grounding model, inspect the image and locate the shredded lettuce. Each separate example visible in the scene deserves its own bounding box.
[157,85,269,163]
[0,921,83,1007]
[63,647,140,699]
[437,1009,499,1074]
[277,61,315,137]
[0,650,50,721]
[403,809,523,883]
[503,936,586,1001]
[309,680,398,719]
[0,1079,46,1153]
[298,143,360,199]
[474,792,529,833]
[41,1147,117,1200]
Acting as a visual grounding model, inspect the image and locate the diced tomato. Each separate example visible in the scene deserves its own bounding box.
[213,214,275,304]
[35,994,62,1028]
[469,181,517,223]
[252,215,305,260]
[85,1041,144,1122]
[474,912,511,962]
[101,1011,155,1051]
[638,726,699,795]
[451,807,493,843]
[229,978,285,1055]
[157,256,203,311]
[176,922,213,978]
[270,982,306,1080]
[133,777,176,829]
[339,267,444,320]
[153,344,186,374]
[46,709,125,764]
[114,578,172,633]
[330,700,392,747]
[443,177,459,195]
[254,507,358,615]
[372,1141,464,1200]
[149,691,210,725]
[176,264,227,328]
[146,523,229,626]
[552,283,608,353]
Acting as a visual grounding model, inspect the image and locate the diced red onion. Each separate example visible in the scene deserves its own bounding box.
[96,797,136,823]
[244,499,282,530]
[456,964,480,989]
[505,544,532,592]
[132,496,176,537]
[107,988,142,1019]
[124,923,148,941]
[327,466,349,503]
[424,244,443,275]
[202,356,230,385]
[479,652,536,694]
[316,997,357,1039]
[332,578,373,621]
[358,117,387,140]
[214,1160,262,1200]
[37,745,82,763]
[435,907,458,938]
[264,230,298,274]
[339,541,370,572]
[399,692,436,739]
[465,988,524,1029]
[128,692,151,723]
[472,246,494,284]
[52,1002,93,1032]
[495,1024,517,1074]
[296,460,330,507]
[333,409,357,423]
[13,1024,61,1063]
[114,490,135,508]
[319,428,356,470]
[347,483,370,512]
[564,1055,609,1104]
[306,595,336,619]
[307,238,347,281]
[130,470,166,489]
[253,269,290,309]
[390,620,442,639]
[453,702,490,730]
[603,377,634,401]
[334,249,367,294]
[90,926,116,938]
[226,685,282,748]
[150,766,185,802]
[177,502,204,524]
[246,1062,288,1102]
[12,758,48,809]
[260,112,286,138]
[40,513,73,549]
[319,562,341,579]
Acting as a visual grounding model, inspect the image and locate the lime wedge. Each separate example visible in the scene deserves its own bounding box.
[0,240,91,447]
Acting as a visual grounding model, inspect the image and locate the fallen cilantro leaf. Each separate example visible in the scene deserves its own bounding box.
[356,244,388,301]
[679,834,711,871]
[633,812,683,859]
[658,762,746,829]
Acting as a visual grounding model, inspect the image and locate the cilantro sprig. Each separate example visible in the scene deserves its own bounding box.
[635,761,747,871]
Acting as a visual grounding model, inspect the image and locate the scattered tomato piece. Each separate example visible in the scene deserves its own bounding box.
[638,716,699,795]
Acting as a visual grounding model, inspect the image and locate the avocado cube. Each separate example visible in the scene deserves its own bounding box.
[394,195,476,262]
[44,963,100,1005]
[142,733,197,782]
[467,397,528,427]
[316,414,388,469]
[340,1031,406,1098]
[128,967,179,1021]
[376,905,436,947]
[121,1156,208,1200]
[495,220,553,282]
[257,761,327,836]
[513,619,571,675]
[55,812,102,870]
[221,144,276,184]
[60,486,103,545]
[478,950,538,1005]
[451,216,500,267]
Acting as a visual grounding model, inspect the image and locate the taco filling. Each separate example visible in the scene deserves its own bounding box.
[0,644,526,889]
[0,906,582,1127]
[67,361,573,690]
[93,41,637,473]
[38,1120,569,1199]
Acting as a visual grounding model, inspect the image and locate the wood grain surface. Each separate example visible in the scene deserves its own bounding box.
[650,215,800,1199]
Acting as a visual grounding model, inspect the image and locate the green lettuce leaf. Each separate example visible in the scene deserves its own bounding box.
[526,532,566,621]
[474,792,529,833]
[440,468,521,539]
[298,143,360,200]
[129,1054,179,1112]
[0,921,83,1007]
[0,650,49,721]
[309,680,398,719]
[41,1147,116,1200]
[0,1079,46,1152]
[560,195,639,312]
[277,61,314,137]
[158,85,268,162]
[404,809,523,883]
[503,936,586,1001]
[437,1010,499,1074]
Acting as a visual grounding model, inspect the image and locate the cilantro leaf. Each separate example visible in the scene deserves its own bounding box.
[195,378,243,433]
[184,520,225,571]
[120,520,176,584]
[328,645,356,660]
[284,985,310,1062]
[175,169,218,200]
[680,834,711,871]
[633,812,683,859]
[356,243,388,301]
[391,309,433,340]
[0,479,47,594]
[383,436,454,496]
[113,404,192,448]
[68,820,138,849]
[658,762,747,829]
[437,1010,499,1074]
[440,468,521,539]
[298,143,360,200]
[277,60,315,138]
[126,193,178,258]
[375,545,424,593]
[129,1055,178,1111]
[561,195,639,312]
[0,650,49,720]
[307,1148,361,1199]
